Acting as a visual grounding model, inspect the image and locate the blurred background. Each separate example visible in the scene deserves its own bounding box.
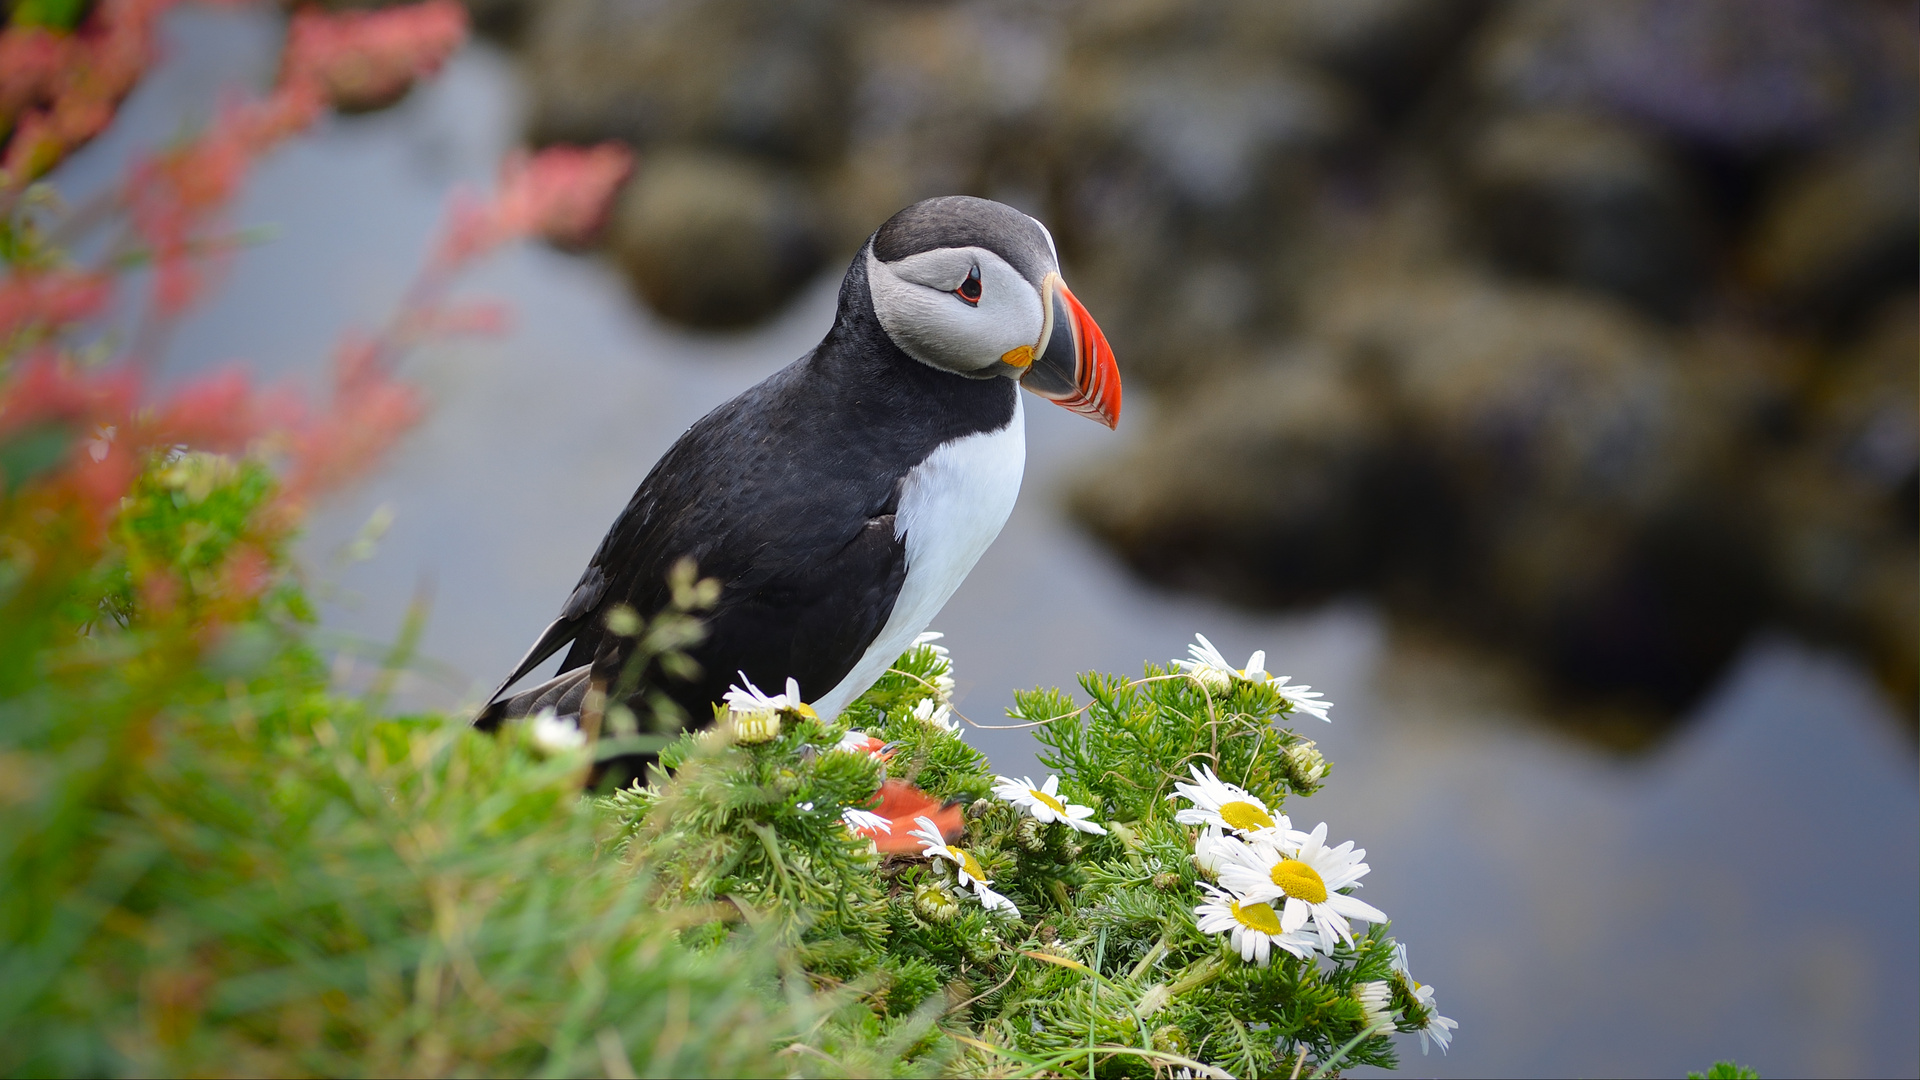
[54,1,1916,1076]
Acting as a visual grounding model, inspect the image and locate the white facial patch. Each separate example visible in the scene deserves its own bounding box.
[867,246,1046,375]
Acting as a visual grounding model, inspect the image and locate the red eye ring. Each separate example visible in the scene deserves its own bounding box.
[954,265,982,306]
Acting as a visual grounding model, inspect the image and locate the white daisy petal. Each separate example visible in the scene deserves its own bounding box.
[993,774,1107,835]
[973,880,1020,916]
[1192,884,1318,968]
[1355,980,1394,1029]
[528,708,586,754]
[1169,763,1291,837]
[1205,820,1384,954]
[841,807,891,834]
[1270,675,1333,722]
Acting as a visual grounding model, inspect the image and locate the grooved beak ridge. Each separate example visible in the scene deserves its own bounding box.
[1021,273,1121,428]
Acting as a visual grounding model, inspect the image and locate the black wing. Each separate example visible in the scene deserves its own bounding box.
[475,357,910,727]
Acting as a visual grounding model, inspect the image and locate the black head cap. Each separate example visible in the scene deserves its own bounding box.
[871,196,1057,287]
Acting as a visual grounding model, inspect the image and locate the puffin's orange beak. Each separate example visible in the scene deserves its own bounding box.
[1019,273,1121,429]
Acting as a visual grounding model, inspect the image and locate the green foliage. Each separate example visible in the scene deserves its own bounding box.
[0,453,828,1077]
[4,441,1448,1076]
[1689,1062,1760,1079]
[607,647,1438,1077]
[7,0,92,31]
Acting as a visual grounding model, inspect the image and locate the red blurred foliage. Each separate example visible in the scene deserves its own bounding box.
[0,270,112,339]
[281,0,468,112]
[0,0,187,187]
[438,143,635,266]
[0,1,637,620]
[275,335,426,511]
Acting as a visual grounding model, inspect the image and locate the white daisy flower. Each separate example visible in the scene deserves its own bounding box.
[992,774,1107,835]
[1270,675,1333,722]
[835,728,888,757]
[1170,764,1300,840]
[910,696,960,734]
[973,880,1019,914]
[1192,825,1265,878]
[1173,633,1245,691]
[910,632,957,703]
[908,816,987,888]
[1392,944,1457,1055]
[841,807,892,834]
[1193,883,1317,967]
[908,815,1018,916]
[722,673,814,743]
[912,630,950,659]
[1173,634,1334,721]
[1217,821,1386,953]
[1355,980,1395,1029]
[527,707,585,754]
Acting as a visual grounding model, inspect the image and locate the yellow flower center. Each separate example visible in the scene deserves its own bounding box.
[1218,800,1275,832]
[952,847,986,882]
[1269,859,1327,904]
[1031,789,1067,814]
[1230,899,1283,935]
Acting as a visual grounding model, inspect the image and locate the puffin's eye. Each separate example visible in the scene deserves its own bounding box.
[953,265,982,306]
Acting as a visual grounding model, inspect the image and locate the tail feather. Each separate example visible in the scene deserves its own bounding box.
[473,664,593,730]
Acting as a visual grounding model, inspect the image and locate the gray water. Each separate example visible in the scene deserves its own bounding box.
[52,10,1920,1077]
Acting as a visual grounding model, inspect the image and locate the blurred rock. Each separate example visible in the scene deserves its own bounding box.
[523,0,851,163]
[1246,0,1490,118]
[499,0,1916,735]
[296,0,533,42]
[824,3,1061,253]
[1472,0,1917,152]
[1069,350,1396,605]
[1075,267,1768,718]
[608,148,825,328]
[1460,110,1707,320]
[1762,297,1919,715]
[1745,126,1920,331]
[1049,35,1356,386]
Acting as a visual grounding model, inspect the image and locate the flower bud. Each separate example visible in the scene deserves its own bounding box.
[728,708,781,745]
[1151,1024,1189,1055]
[1283,740,1328,790]
[913,881,960,923]
[1015,817,1046,852]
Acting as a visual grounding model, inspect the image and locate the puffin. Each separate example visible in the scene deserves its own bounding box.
[473,195,1120,738]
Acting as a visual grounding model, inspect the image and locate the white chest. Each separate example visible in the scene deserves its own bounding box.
[812,396,1026,717]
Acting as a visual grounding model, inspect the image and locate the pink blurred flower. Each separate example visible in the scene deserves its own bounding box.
[0,27,77,124]
[0,354,143,523]
[0,0,175,185]
[0,354,139,443]
[277,335,425,508]
[280,1,468,113]
[495,143,635,247]
[0,271,112,340]
[124,86,327,316]
[148,368,296,453]
[434,143,634,268]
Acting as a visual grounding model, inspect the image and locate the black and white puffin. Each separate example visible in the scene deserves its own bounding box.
[473,195,1119,734]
